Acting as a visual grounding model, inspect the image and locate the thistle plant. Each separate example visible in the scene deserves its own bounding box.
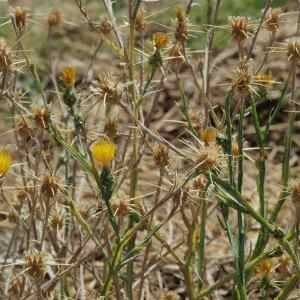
[0,1,299,300]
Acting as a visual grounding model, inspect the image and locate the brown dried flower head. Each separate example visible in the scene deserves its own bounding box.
[135,8,146,32]
[99,73,122,104]
[175,6,188,42]
[232,62,251,95]
[265,9,280,32]
[15,6,27,31]
[48,9,63,28]
[104,118,118,139]
[50,210,64,230]
[0,38,12,73]
[153,144,169,168]
[25,252,46,280]
[41,175,59,198]
[33,107,50,128]
[198,143,222,171]
[169,44,185,66]
[193,174,208,190]
[111,198,130,217]
[100,17,113,35]
[230,16,250,43]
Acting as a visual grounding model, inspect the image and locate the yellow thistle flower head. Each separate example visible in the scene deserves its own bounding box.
[153,32,169,50]
[91,138,116,166]
[255,259,273,278]
[61,67,76,87]
[0,150,12,177]
[201,127,218,144]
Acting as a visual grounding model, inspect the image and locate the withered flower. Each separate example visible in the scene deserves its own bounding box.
[135,8,146,32]
[153,144,169,168]
[100,17,113,35]
[48,9,62,28]
[99,73,122,104]
[230,16,251,43]
[265,9,280,32]
[33,107,50,129]
[0,38,12,73]
[41,175,59,198]
[15,6,27,31]
[175,6,188,42]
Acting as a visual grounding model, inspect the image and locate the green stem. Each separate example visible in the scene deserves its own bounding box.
[275,273,300,300]
[237,100,247,299]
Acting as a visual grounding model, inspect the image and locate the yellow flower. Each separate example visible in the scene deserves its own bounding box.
[153,32,169,49]
[0,150,12,177]
[255,259,273,278]
[61,67,76,87]
[91,138,116,166]
[201,127,218,144]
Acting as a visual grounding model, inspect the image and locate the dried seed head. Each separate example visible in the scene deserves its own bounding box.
[135,8,146,32]
[175,6,188,42]
[50,210,64,230]
[232,62,251,95]
[193,174,208,190]
[33,107,50,128]
[176,6,185,22]
[153,144,169,168]
[25,252,46,280]
[265,9,280,32]
[48,9,62,28]
[287,40,300,63]
[198,143,221,171]
[111,198,130,217]
[104,118,118,139]
[159,291,180,300]
[98,73,122,105]
[100,17,112,35]
[169,44,185,65]
[0,38,12,73]
[15,6,27,31]
[153,32,169,49]
[201,127,217,145]
[61,67,76,88]
[91,138,116,166]
[0,150,12,177]
[41,176,59,197]
[230,16,250,43]
[255,259,273,277]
